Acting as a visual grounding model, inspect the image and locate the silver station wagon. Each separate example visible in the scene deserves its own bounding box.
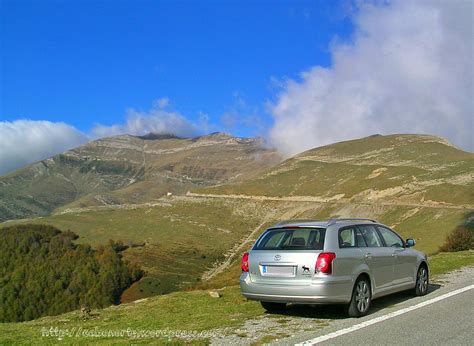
[240,218,429,317]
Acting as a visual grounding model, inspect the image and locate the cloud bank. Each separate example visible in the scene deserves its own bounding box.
[91,100,202,139]
[269,0,473,156]
[0,120,88,175]
[0,100,208,175]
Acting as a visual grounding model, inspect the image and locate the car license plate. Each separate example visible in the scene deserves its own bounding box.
[262,265,295,276]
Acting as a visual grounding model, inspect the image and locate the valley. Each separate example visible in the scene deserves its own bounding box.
[3,192,470,301]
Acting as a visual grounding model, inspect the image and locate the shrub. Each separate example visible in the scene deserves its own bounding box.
[439,226,474,252]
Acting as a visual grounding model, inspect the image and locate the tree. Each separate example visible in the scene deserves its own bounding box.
[0,224,143,322]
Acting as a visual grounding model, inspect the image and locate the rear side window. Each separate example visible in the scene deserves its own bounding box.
[339,227,368,248]
[254,228,326,250]
[339,227,357,248]
[358,225,383,247]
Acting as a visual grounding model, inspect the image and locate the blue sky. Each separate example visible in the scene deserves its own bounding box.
[2,0,353,137]
[0,0,472,175]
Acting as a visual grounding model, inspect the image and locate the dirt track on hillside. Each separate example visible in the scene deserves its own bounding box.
[185,192,474,210]
[55,191,473,217]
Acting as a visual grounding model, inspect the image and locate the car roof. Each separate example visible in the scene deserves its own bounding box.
[271,218,379,229]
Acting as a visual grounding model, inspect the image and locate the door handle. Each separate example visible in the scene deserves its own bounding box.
[392,249,403,257]
[364,253,372,259]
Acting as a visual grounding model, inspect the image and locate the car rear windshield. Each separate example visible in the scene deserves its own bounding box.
[253,228,326,250]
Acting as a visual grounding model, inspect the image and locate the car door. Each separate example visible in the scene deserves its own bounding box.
[336,226,366,279]
[357,225,394,291]
[377,226,416,285]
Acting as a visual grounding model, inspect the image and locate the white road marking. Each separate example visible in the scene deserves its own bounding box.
[296,284,474,345]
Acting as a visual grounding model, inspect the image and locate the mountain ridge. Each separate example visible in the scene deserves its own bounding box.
[1,132,472,223]
[197,133,474,206]
[0,133,280,221]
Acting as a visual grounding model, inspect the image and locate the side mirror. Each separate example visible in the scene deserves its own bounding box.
[406,238,416,248]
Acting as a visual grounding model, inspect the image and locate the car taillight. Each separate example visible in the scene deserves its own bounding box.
[241,252,249,272]
[315,252,336,274]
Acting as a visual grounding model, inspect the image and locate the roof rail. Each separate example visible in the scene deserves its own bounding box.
[327,218,378,226]
[275,219,321,226]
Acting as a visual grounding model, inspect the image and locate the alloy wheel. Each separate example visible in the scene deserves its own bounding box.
[356,280,370,313]
[417,267,428,294]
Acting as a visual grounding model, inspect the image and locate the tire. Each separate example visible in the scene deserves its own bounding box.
[347,277,371,317]
[414,265,429,296]
[260,301,286,313]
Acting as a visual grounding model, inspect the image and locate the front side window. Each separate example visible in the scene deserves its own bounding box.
[358,225,383,247]
[356,229,368,247]
[254,228,326,250]
[377,226,404,248]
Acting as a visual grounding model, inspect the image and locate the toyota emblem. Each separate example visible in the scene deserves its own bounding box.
[274,254,282,261]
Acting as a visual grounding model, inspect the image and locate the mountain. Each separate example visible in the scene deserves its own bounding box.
[0,133,281,221]
[198,134,474,206]
[1,133,472,302]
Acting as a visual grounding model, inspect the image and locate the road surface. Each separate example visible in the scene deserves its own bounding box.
[275,266,474,346]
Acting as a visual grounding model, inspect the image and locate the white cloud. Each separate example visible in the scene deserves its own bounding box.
[0,120,88,175]
[269,0,473,156]
[0,100,208,175]
[91,100,201,139]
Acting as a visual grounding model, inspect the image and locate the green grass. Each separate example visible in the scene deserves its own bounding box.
[299,134,473,165]
[379,207,467,255]
[423,183,474,206]
[428,250,474,276]
[0,286,264,345]
[14,199,258,248]
[251,333,291,345]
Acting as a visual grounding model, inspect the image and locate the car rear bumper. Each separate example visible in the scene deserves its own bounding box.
[240,272,352,304]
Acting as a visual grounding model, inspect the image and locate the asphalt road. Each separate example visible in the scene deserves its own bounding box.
[277,266,474,346]
[317,288,474,346]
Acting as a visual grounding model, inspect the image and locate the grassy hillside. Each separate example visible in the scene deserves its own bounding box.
[0,285,263,345]
[3,196,470,303]
[0,133,280,222]
[2,197,275,300]
[197,134,474,206]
